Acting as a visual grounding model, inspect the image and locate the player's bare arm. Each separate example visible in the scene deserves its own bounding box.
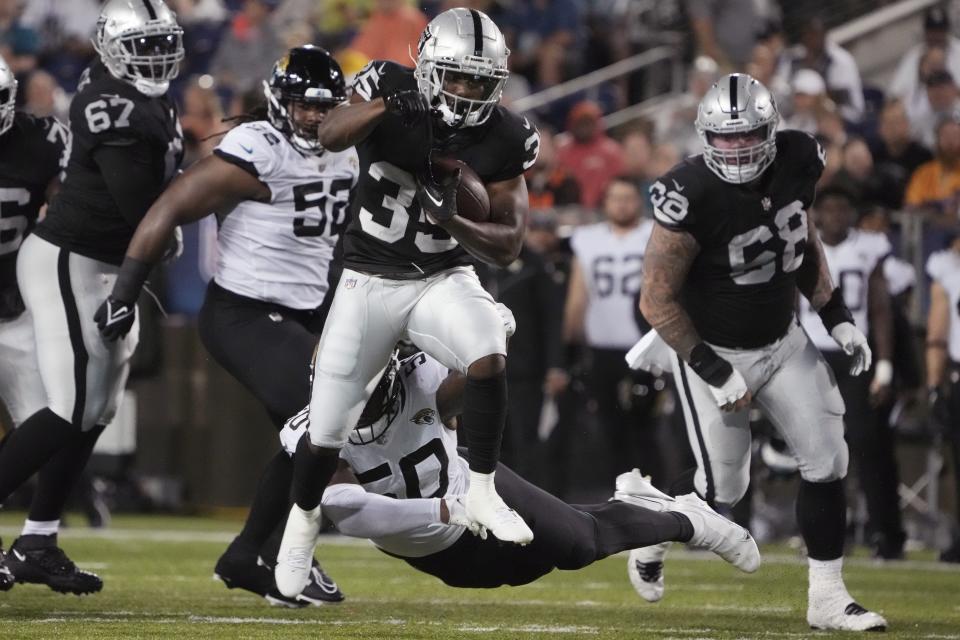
[867,263,893,364]
[125,154,270,264]
[436,371,467,427]
[435,175,527,267]
[318,88,428,152]
[795,214,836,311]
[639,224,702,361]
[926,281,950,389]
[562,259,588,344]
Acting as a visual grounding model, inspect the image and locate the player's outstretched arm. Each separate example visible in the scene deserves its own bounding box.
[318,89,429,151]
[433,175,527,267]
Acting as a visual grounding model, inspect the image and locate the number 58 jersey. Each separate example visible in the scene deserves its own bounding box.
[212,121,359,309]
[650,130,825,349]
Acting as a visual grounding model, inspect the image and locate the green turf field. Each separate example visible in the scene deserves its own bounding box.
[0,513,958,639]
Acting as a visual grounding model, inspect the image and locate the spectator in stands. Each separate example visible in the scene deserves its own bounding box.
[526,127,580,211]
[830,137,881,210]
[780,68,827,135]
[899,44,948,126]
[649,142,680,182]
[210,0,284,95]
[22,69,67,122]
[912,69,960,150]
[315,0,368,53]
[789,17,864,123]
[871,99,933,210]
[180,79,226,167]
[924,233,960,562]
[503,0,580,87]
[556,100,624,210]
[687,0,768,70]
[18,0,98,91]
[564,176,663,486]
[747,42,790,107]
[657,55,718,158]
[890,6,960,115]
[620,127,654,183]
[905,115,960,227]
[0,0,37,74]
[350,0,427,66]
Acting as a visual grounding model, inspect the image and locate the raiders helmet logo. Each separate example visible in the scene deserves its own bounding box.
[411,408,435,425]
[417,26,432,56]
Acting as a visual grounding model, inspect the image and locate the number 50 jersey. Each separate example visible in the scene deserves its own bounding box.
[212,121,359,309]
[650,130,825,349]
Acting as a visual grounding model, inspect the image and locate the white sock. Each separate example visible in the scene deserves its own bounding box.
[22,519,60,537]
[808,557,845,592]
[468,470,496,495]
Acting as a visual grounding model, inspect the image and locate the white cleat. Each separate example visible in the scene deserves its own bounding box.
[627,543,671,602]
[465,489,533,545]
[808,588,887,632]
[274,504,321,598]
[614,469,760,573]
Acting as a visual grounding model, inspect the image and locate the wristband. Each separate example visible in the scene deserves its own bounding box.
[818,287,854,332]
[112,256,152,303]
[688,343,734,387]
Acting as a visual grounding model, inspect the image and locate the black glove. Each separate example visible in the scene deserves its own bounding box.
[416,168,461,223]
[94,296,136,342]
[384,90,431,128]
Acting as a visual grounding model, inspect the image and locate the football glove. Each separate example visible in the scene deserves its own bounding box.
[494,302,516,338]
[94,296,136,342]
[383,90,431,128]
[445,495,487,539]
[830,321,872,376]
[162,226,183,263]
[625,329,674,375]
[706,367,750,411]
[416,168,461,223]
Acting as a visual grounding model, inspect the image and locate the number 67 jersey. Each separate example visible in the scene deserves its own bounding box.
[212,121,359,309]
[650,129,825,349]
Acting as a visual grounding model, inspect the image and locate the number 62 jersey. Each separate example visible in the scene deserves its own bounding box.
[212,120,359,309]
[650,130,825,349]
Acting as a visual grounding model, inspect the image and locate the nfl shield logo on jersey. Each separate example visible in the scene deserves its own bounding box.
[761,196,772,211]
[345,278,357,289]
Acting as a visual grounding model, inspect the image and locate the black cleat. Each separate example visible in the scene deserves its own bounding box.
[297,562,345,605]
[214,541,306,608]
[7,534,102,595]
[0,538,15,592]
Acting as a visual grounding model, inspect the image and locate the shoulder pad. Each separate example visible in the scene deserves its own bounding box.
[352,60,413,102]
[484,108,541,181]
[649,160,701,229]
[777,129,826,178]
[215,122,283,179]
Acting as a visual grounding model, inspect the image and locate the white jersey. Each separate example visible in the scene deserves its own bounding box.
[570,219,653,350]
[212,121,359,309]
[799,230,890,351]
[279,352,468,557]
[927,249,960,362]
[884,256,916,297]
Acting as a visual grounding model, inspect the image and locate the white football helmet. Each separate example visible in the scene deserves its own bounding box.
[696,73,779,184]
[414,8,509,128]
[93,0,184,97]
[0,55,16,137]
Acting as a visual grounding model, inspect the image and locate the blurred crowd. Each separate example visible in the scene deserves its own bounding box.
[6,0,960,558]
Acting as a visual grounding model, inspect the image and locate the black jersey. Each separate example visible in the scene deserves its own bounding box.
[343,61,540,277]
[651,130,825,349]
[35,62,183,265]
[0,112,68,318]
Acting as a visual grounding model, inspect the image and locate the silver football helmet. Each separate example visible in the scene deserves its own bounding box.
[0,55,16,137]
[414,8,509,128]
[696,73,779,184]
[350,350,404,446]
[93,0,184,97]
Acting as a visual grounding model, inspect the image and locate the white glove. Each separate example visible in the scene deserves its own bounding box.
[162,226,184,263]
[707,367,749,409]
[869,359,893,395]
[625,329,674,375]
[445,495,487,539]
[495,302,516,338]
[830,321,872,376]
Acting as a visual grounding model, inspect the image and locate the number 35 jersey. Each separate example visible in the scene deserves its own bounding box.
[36,62,183,265]
[651,130,825,349]
[344,61,539,277]
[212,121,359,309]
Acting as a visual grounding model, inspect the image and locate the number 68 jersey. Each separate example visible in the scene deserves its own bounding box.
[212,121,359,309]
[650,130,825,349]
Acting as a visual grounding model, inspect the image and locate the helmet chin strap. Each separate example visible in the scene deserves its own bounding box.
[133,78,169,97]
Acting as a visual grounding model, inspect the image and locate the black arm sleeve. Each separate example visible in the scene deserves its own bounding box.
[92,140,164,228]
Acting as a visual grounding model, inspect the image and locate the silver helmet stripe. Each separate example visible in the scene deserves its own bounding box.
[470,8,484,57]
[141,0,157,20]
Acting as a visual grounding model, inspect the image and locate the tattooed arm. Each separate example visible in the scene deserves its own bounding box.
[795,213,836,310]
[639,224,702,361]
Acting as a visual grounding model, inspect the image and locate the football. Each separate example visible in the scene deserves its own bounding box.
[430,156,491,223]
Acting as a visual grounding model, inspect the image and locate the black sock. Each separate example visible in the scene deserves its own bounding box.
[236,451,293,550]
[462,372,507,474]
[291,434,339,511]
[0,408,73,503]
[581,501,694,559]
[28,423,105,522]
[797,478,846,560]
